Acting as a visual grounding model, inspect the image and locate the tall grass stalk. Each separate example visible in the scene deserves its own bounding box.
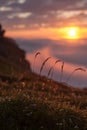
[66,67,86,82]
[60,61,64,82]
[47,59,61,79]
[33,52,41,73]
[40,57,51,75]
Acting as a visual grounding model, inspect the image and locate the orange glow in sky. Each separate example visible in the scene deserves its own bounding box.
[6,26,87,40]
[59,27,81,40]
[65,27,80,39]
[67,28,78,38]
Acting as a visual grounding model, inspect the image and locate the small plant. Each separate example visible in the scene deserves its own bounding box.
[40,57,51,75]
[66,67,86,82]
[33,52,41,73]
[47,59,61,79]
[60,61,64,82]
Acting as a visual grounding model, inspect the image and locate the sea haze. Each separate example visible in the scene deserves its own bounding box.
[16,38,87,88]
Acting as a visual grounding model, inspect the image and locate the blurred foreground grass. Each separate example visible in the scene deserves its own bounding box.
[0,72,87,130]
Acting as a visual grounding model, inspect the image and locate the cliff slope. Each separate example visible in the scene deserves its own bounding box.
[0,37,31,75]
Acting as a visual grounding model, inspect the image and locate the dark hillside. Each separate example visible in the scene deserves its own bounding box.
[0,37,31,75]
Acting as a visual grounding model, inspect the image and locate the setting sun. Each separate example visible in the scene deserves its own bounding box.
[60,27,81,40]
[66,27,80,39]
[68,28,77,37]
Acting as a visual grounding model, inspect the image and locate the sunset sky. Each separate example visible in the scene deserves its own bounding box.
[0,0,87,39]
[0,0,87,87]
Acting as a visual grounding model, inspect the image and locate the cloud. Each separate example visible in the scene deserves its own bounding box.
[49,40,87,67]
[7,12,32,19]
[18,0,26,4]
[16,39,52,53]
[16,38,87,68]
[7,0,87,14]
[0,6,13,11]
[0,0,87,29]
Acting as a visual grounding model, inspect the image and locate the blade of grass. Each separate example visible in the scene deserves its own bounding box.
[33,52,41,73]
[48,59,61,79]
[60,61,64,82]
[66,67,86,82]
[51,60,61,79]
[40,57,51,75]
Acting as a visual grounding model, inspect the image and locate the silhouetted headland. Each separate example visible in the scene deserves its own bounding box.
[0,24,31,75]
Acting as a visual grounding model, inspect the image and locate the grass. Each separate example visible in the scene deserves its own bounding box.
[0,71,87,130]
[0,47,87,130]
[47,59,61,79]
[33,52,41,73]
[40,57,51,75]
[66,67,86,82]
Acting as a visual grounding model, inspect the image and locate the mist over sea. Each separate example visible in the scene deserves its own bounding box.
[16,38,87,88]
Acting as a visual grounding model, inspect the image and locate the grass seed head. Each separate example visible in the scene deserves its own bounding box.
[40,57,51,75]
